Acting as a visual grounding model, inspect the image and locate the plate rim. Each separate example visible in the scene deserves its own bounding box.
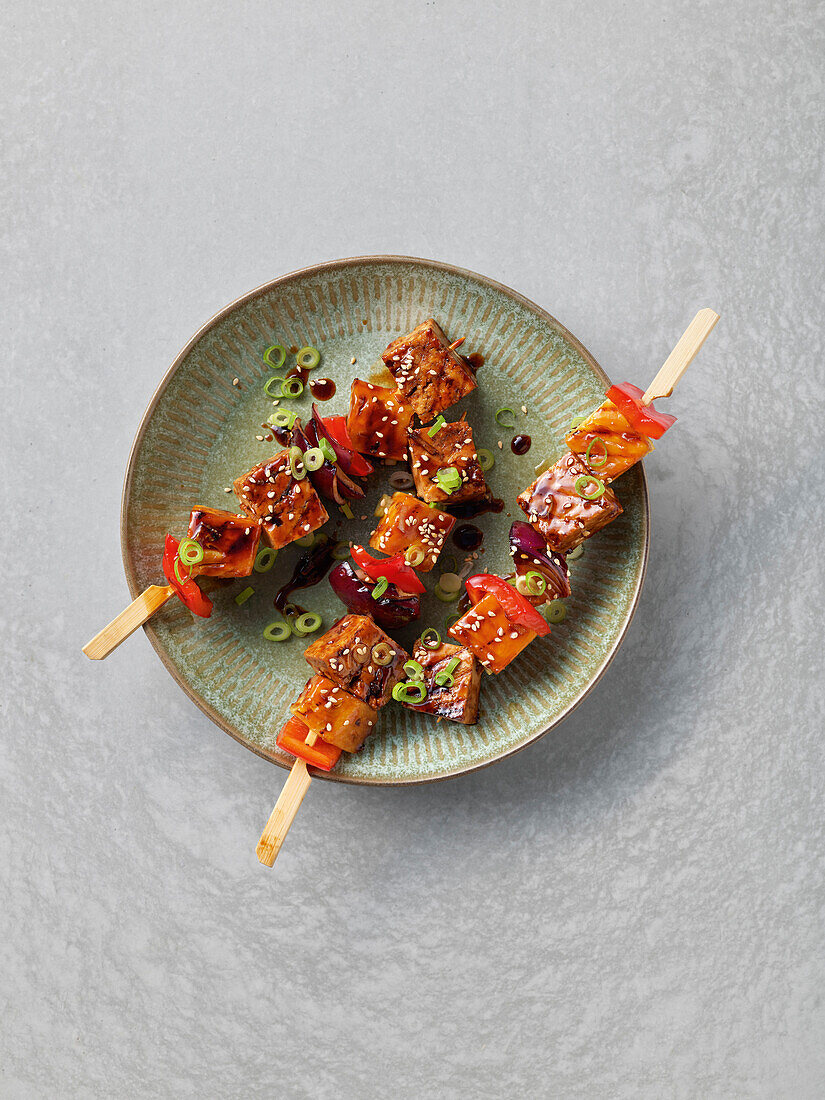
[121,254,649,786]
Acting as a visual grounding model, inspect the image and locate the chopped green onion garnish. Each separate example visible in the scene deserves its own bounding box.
[419,628,441,650]
[404,659,425,680]
[392,681,428,705]
[263,621,291,642]
[234,586,254,605]
[434,657,461,688]
[270,408,298,429]
[570,415,588,430]
[296,346,321,370]
[546,600,567,624]
[574,474,605,500]
[263,344,287,370]
[404,545,426,567]
[495,407,516,428]
[477,448,495,472]
[332,542,351,560]
[435,467,462,494]
[281,376,304,399]
[318,437,337,464]
[295,533,316,548]
[372,576,389,599]
[435,574,461,602]
[293,611,322,635]
[178,537,204,567]
[516,571,546,597]
[584,437,608,469]
[444,613,462,631]
[371,642,395,666]
[427,415,447,437]
[173,558,189,586]
[567,545,584,561]
[253,547,278,573]
[303,447,325,472]
[340,502,354,520]
[264,375,286,398]
[289,445,307,480]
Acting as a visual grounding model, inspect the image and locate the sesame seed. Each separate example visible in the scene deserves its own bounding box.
[497,440,503,449]
[232,377,240,386]
[351,356,357,364]
[256,435,264,441]
[223,487,232,493]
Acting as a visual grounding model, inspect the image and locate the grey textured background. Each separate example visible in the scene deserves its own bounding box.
[2,1,823,1097]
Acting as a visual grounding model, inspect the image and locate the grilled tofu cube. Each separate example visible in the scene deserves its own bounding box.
[290,674,379,753]
[565,398,653,482]
[517,452,622,553]
[448,593,536,675]
[403,641,481,724]
[382,319,477,422]
[346,379,414,460]
[369,491,455,572]
[186,508,261,578]
[304,614,407,709]
[233,450,329,550]
[408,418,487,504]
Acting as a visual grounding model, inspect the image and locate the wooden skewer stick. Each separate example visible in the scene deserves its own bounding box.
[256,730,320,866]
[642,308,719,406]
[82,585,175,661]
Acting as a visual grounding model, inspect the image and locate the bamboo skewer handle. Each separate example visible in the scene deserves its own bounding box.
[256,759,313,866]
[83,585,175,661]
[642,308,720,405]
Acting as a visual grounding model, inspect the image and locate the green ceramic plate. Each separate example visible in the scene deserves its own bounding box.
[122,256,648,785]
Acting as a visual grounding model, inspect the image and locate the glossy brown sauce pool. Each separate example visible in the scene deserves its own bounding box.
[464,352,484,372]
[511,434,532,455]
[444,496,505,520]
[309,377,336,401]
[286,365,310,385]
[456,590,471,616]
[274,536,338,618]
[452,523,483,552]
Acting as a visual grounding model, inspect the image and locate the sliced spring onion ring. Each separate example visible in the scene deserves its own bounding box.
[295,533,316,548]
[516,571,547,598]
[253,547,278,573]
[404,659,425,680]
[178,538,204,567]
[340,502,354,519]
[392,681,428,705]
[574,474,605,500]
[371,642,395,666]
[546,600,567,624]
[427,415,447,437]
[270,408,298,428]
[444,612,462,631]
[303,447,325,472]
[404,545,426,567]
[318,437,337,464]
[296,346,321,370]
[570,414,588,430]
[495,407,516,428]
[477,448,495,472]
[263,344,287,370]
[281,376,304,399]
[293,611,322,635]
[332,542,351,560]
[419,628,441,650]
[372,576,389,599]
[173,558,189,586]
[264,375,286,398]
[289,445,307,480]
[567,545,584,561]
[434,656,461,688]
[234,586,254,605]
[263,620,291,641]
[437,572,461,594]
[389,470,415,491]
[435,467,462,494]
[584,437,608,469]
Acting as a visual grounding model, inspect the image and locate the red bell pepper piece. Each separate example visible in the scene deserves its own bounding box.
[465,573,550,637]
[322,415,374,476]
[276,715,342,771]
[350,544,426,595]
[161,535,213,618]
[606,382,677,440]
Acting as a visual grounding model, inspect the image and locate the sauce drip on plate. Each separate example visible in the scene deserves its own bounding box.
[511,434,532,455]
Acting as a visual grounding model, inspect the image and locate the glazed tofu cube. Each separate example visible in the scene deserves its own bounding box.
[565,398,653,482]
[408,418,488,504]
[448,593,536,675]
[517,453,622,553]
[382,319,477,422]
[290,674,379,753]
[346,379,414,460]
[186,508,261,578]
[369,492,455,572]
[402,641,481,724]
[233,450,329,550]
[304,614,408,709]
